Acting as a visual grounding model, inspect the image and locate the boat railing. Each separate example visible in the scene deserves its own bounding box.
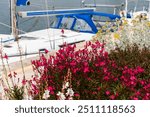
[84,4,122,15]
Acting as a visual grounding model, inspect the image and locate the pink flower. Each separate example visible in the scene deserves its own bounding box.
[106,90,110,95]
[135,91,140,96]
[97,87,101,91]
[34,89,39,95]
[130,81,135,85]
[92,92,97,95]
[48,86,53,91]
[139,80,145,85]
[13,72,17,77]
[3,53,8,59]
[133,97,138,100]
[61,29,64,34]
[44,49,49,54]
[84,67,89,73]
[100,62,105,66]
[103,76,109,81]
[84,62,88,66]
[104,52,108,57]
[87,78,91,81]
[8,73,12,78]
[50,91,54,95]
[146,93,150,96]
[136,66,144,73]
[74,93,80,97]
[103,68,107,73]
[130,76,136,80]
[110,95,115,100]
[22,79,27,85]
[114,77,118,81]
[73,68,78,73]
[70,61,76,66]
[4,88,9,92]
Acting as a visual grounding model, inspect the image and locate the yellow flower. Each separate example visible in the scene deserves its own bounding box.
[131,20,137,24]
[113,33,120,40]
[147,22,150,27]
[102,26,106,29]
[105,21,109,25]
[123,20,128,25]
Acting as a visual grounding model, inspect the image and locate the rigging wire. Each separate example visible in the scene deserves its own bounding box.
[52,0,56,49]
[18,17,39,32]
[0,21,27,34]
[134,0,139,12]
[19,17,36,24]
[26,18,39,32]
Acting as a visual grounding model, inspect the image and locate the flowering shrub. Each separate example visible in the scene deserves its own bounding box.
[109,44,150,79]
[94,18,150,52]
[30,41,150,100]
[0,55,25,100]
[0,17,149,100]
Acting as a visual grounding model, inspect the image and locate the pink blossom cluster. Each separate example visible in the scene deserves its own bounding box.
[29,41,150,100]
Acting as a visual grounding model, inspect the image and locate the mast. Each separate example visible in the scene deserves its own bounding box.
[148,0,150,12]
[10,0,18,41]
[125,0,128,18]
[94,0,96,7]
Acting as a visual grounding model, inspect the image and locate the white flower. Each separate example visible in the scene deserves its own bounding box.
[43,90,50,99]
[0,86,2,93]
[23,95,32,100]
[0,71,2,80]
[38,66,44,72]
[62,82,69,89]
[57,91,66,100]
[66,88,74,97]
[13,77,18,86]
[28,95,32,100]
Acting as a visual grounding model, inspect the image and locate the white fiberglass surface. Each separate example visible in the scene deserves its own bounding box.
[0,28,94,64]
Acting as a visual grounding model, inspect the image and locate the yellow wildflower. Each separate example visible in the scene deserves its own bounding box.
[147,22,150,27]
[123,20,128,25]
[105,21,109,25]
[113,33,120,40]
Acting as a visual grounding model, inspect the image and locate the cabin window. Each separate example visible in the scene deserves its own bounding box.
[49,16,59,28]
[60,17,74,29]
[93,16,111,22]
[74,19,92,32]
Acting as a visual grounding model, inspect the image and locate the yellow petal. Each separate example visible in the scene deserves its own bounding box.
[113,33,120,39]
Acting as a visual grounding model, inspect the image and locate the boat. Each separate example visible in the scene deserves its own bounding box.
[0,0,120,64]
[83,0,150,20]
[120,0,150,20]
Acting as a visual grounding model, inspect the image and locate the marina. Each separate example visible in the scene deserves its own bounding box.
[0,0,122,64]
[0,0,149,101]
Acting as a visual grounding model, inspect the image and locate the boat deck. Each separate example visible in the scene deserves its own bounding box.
[0,28,94,64]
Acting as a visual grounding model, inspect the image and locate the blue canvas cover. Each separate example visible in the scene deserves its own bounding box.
[16,0,30,6]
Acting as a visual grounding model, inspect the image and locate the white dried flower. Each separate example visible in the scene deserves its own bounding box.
[0,86,2,93]
[62,82,69,89]
[23,95,32,100]
[38,66,44,72]
[43,90,50,99]
[66,88,74,97]
[57,91,66,100]
[13,77,18,86]
[0,71,2,80]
